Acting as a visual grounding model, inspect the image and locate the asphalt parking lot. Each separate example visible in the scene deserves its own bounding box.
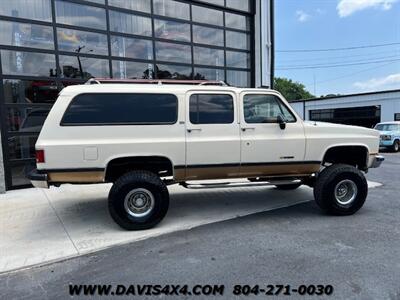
[1,153,399,299]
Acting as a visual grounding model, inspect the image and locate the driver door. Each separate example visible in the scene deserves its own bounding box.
[239,92,308,177]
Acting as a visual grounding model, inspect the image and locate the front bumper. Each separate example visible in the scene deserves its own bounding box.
[27,168,48,188]
[370,154,385,168]
[379,140,394,147]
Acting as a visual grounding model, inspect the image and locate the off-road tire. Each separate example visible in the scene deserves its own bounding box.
[392,140,399,152]
[314,164,368,215]
[275,183,302,190]
[108,171,169,230]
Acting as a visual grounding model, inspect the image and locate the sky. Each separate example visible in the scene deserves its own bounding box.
[274,0,400,96]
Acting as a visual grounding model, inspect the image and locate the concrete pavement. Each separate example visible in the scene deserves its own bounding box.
[0,181,324,274]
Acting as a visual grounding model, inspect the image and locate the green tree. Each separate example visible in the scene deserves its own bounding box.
[273,77,314,101]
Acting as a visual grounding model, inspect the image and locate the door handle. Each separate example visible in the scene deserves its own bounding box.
[241,127,255,131]
[187,128,202,133]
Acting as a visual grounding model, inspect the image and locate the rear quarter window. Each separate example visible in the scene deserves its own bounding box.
[61,93,178,125]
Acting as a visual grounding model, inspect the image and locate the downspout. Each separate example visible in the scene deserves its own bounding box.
[270,0,275,89]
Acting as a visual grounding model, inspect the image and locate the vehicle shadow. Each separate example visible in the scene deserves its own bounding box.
[35,184,315,252]
[43,184,315,230]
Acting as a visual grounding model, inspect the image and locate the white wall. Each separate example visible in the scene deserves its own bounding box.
[288,90,400,123]
[289,102,304,119]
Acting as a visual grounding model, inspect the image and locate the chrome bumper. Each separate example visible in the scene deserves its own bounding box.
[370,155,385,168]
[28,168,49,188]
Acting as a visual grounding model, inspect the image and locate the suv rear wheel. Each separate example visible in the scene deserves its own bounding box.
[108,171,169,230]
[314,164,368,215]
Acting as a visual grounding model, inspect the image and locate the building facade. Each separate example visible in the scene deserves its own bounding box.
[0,0,273,191]
[290,89,400,128]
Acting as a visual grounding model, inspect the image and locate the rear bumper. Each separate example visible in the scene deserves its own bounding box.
[27,168,48,189]
[370,154,385,168]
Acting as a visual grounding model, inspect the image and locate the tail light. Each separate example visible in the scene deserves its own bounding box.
[36,149,45,163]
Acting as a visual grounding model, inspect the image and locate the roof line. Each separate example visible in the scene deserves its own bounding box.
[290,88,400,103]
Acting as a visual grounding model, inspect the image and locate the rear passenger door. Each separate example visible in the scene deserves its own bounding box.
[185,91,240,180]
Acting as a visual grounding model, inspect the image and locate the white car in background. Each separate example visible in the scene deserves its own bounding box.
[375,122,400,152]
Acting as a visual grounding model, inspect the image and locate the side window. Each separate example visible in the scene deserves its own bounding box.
[61,93,178,125]
[189,94,234,124]
[243,94,296,124]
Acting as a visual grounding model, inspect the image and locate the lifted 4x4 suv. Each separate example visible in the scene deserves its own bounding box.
[29,79,384,230]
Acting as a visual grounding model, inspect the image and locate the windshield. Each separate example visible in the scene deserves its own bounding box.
[375,124,398,131]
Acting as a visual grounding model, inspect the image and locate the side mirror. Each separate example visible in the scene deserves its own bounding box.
[277,114,286,130]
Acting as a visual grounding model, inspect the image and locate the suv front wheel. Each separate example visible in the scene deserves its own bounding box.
[108,171,169,230]
[314,164,368,215]
[392,140,399,152]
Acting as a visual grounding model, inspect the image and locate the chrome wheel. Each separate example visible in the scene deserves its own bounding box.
[334,179,358,205]
[124,188,155,217]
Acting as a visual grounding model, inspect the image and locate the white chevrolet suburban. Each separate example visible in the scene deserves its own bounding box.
[28,80,384,230]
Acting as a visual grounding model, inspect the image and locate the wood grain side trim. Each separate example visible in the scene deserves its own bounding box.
[174,161,321,181]
[48,171,105,183]
[240,163,320,177]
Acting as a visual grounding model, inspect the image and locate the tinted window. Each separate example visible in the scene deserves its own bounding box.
[85,0,105,4]
[108,0,150,13]
[62,94,177,125]
[192,25,224,47]
[109,10,152,36]
[226,51,249,68]
[154,19,190,42]
[225,12,249,30]
[194,46,224,67]
[1,50,56,77]
[3,79,58,104]
[8,135,38,160]
[59,55,109,79]
[226,31,249,50]
[55,1,106,29]
[194,68,225,81]
[198,0,224,6]
[0,20,54,49]
[226,0,250,12]
[227,70,250,87]
[192,5,223,26]
[57,28,107,55]
[156,64,192,80]
[190,94,234,124]
[112,60,153,79]
[155,41,191,64]
[153,0,189,20]
[7,107,50,132]
[0,0,52,22]
[244,94,296,124]
[111,35,153,60]
[11,163,34,186]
